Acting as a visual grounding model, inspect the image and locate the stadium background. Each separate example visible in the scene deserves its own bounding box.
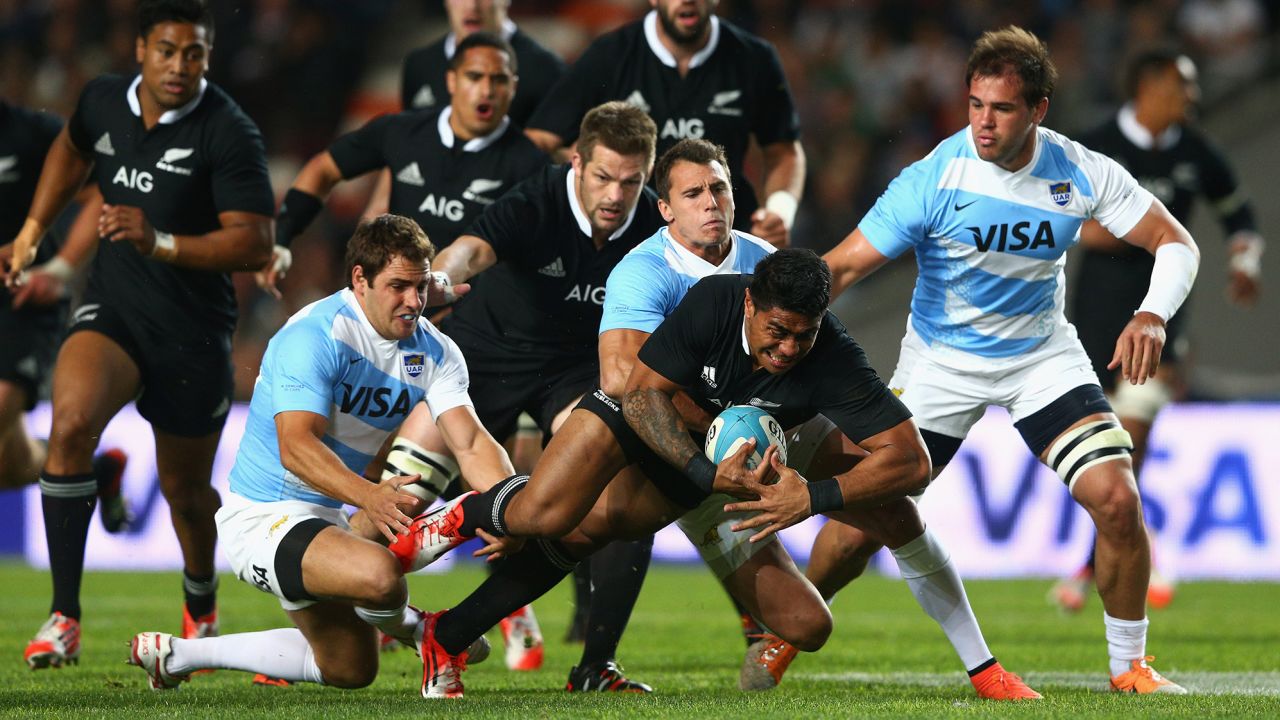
[2,0,1277,581]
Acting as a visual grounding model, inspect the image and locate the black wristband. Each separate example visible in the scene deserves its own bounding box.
[682,453,717,496]
[275,188,324,249]
[807,478,844,515]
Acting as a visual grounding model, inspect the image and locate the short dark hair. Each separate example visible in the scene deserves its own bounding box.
[344,215,436,288]
[138,0,215,44]
[1124,48,1186,99]
[749,248,831,319]
[449,31,517,74]
[965,26,1057,107]
[654,139,730,202]
[577,101,657,167]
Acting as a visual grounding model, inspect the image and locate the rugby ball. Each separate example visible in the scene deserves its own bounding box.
[704,405,787,469]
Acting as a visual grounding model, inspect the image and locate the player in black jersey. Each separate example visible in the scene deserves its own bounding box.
[1052,50,1265,613]
[402,0,565,124]
[387,101,664,691]
[525,0,804,249]
[0,103,126,514]
[264,32,546,287]
[4,0,274,670]
[388,251,941,699]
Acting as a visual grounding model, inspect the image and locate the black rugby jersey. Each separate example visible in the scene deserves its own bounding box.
[637,274,910,443]
[66,74,274,339]
[1072,110,1256,374]
[442,164,664,372]
[329,108,547,250]
[527,12,800,226]
[1,102,62,278]
[401,26,566,126]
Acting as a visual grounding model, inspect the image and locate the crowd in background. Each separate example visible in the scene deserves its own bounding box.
[2,0,1277,399]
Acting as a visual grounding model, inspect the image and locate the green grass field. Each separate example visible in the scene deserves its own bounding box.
[1,561,1277,718]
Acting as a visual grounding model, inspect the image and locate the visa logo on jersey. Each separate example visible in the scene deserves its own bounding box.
[339,384,413,418]
[965,221,1056,253]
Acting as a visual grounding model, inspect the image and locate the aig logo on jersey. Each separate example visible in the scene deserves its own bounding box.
[661,117,704,140]
[156,147,195,176]
[1049,181,1072,207]
[112,166,154,192]
[402,352,425,378]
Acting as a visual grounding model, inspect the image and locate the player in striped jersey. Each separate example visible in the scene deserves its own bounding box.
[808,26,1197,695]
[126,216,513,698]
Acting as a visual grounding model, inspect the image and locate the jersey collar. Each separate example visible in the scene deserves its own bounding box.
[341,288,415,350]
[1117,102,1181,151]
[438,106,510,152]
[566,166,640,242]
[643,10,720,70]
[661,226,740,275]
[126,75,208,125]
[444,18,518,58]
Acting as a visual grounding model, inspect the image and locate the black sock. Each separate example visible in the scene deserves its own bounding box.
[436,538,577,655]
[39,471,98,620]
[570,563,592,632]
[579,537,654,668]
[183,571,219,618]
[458,474,527,537]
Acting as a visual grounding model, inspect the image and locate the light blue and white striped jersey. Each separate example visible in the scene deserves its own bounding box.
[229,288,472,507]
[601,227,774,334]
[860,126,1153,364]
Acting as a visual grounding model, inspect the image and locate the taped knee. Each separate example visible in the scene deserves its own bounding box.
[1046,420,1133,491]
[382,437,459,501]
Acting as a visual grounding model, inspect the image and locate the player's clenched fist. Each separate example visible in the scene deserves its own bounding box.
[98,204,156,254]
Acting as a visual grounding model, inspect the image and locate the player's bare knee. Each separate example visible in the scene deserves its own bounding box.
[1082,478,1144,537]
[776,603,832,652]
[46,407,101,462]
[361,554,408,608]
[318,657,378,689]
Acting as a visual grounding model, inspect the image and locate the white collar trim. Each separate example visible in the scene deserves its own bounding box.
[565,166,639,242]
[1117,102,1181,151]
[643,10,720,70]
[126,74,207,124]
[662,226,739,274]
[438,106,510,152]
[444,18,518,58]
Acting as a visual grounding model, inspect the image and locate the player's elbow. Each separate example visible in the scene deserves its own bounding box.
[245,220,274,268]
[599,364,629,401]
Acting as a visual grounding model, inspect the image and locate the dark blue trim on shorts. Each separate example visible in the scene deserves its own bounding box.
[1014,384,1113,457]
[275,518,332,602]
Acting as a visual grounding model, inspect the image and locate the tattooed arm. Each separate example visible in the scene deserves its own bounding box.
[623,358,768,499]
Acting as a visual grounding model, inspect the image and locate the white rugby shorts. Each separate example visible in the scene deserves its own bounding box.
[216,491,350,611]
[888,324,1101,440]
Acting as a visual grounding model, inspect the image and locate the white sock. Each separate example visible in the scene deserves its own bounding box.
[354,603,422,647]
[1104,612,1148,676]
[892,528,993,672]
[167,629,325,684]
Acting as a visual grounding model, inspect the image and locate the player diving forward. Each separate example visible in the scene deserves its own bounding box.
[126,215,508,695]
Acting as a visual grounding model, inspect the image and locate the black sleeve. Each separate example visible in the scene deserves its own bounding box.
[636,279,723,388]
[208,112,275,217]
[400,53,422,110]
[814,320,913,444]
[525,38,614,144]
[464,176,546,266]
[328,114,397,179]
[33,110,63,150]
[1195,136,1257,236]
[66,76,110,155]
[749,41,801,147]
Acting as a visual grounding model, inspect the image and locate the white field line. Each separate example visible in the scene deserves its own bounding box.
[796,671,1280,696]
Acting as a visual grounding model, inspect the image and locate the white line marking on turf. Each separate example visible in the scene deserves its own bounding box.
[798,671,1280,696]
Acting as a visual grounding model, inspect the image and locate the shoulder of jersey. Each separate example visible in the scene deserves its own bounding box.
[511,30,566,67]
[405,38,447,67]
[732,229,775,258]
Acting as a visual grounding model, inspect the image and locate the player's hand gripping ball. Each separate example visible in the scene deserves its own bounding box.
[704,405,787,480]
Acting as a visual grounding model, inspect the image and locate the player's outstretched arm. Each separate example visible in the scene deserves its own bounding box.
[4,127,93,285]
[255,151,347,296]
[434,404,515,491]
[1108,199,1200,385]
[750,140,806,250]
[11,184,101,309]
[431,233,498,286]
[276,409,419,542]
[98,206,273,272]
[822,227,893,299]
[598,328,649,400]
